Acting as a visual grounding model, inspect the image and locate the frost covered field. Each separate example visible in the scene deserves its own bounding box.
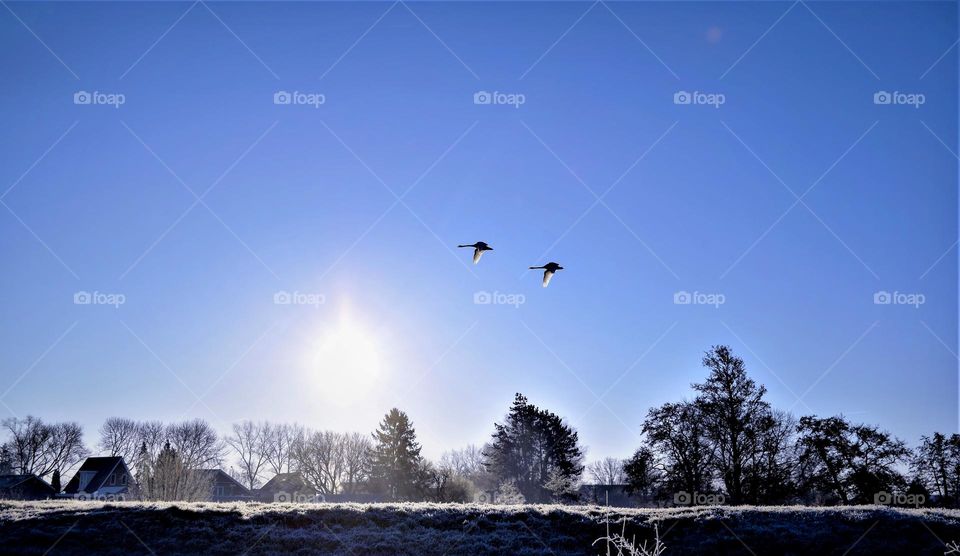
[3,501,960,555]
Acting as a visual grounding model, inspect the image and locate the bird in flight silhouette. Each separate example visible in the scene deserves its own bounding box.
[529,262,563,287]
[458,242,493,264]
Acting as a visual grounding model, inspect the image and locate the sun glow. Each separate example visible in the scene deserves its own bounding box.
[310,314,382,404]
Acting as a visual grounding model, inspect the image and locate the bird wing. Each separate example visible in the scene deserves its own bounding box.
[542,269,554,287]
[473,249,483,264]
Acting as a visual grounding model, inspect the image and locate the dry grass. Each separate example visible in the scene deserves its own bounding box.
[2,501,960,555]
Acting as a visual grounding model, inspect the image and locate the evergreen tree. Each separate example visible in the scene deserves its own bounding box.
[0,445,12,475]
[137,441,210,501]
[906,477,931,505]
[369,408,423,500]
[494,480,526,504]
[134,441,149,495]
[544,467,580,503]
[485,393,584,503]
[623,445,661,501]
[153,441,182,500]
[50,469,61,493]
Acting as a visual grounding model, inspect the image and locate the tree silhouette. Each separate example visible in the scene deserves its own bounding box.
[50,469,61,493]
[693,345,771,505]
[912,433,960,507]
[369,408,423,501]
[485,393,584,503]
[641,401,713,499]
[623,446,661,500]
[0,445,12,475]
[797,415,908,504]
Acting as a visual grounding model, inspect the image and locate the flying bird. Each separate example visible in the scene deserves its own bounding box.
[529,262,563,287]
[457,242,493,264]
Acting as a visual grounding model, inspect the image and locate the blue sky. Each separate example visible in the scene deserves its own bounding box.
[0,1,957,462]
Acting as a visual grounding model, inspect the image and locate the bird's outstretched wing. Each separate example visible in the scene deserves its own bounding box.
[473,248,484,264]
[542,269,554,287]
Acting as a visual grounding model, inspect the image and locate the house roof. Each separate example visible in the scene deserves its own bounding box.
[63,457,128,494]
[195,469,250,493]
[259,472,311,493]
[0,474,54,492]
[0,474,56,498]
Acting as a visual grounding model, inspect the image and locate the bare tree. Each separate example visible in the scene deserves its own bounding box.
[319,431,347,494]
[264,422,302,475]
[292,430,371,495]
[226,421,270,490]
[294,430,345,495]
[46,422,88,477]
[4,416,52,476]
[166,419,226,470]
[137,421,165,462]
[98,417,142,462]
[588,457,626,485]
[441,445,485,477]
[2,416,88,479]
[341,432,371,494]
[421,459,475,502]
[131,419,222,502]
[139,441,212,502]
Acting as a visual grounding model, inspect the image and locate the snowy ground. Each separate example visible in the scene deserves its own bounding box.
[2,501,960,555]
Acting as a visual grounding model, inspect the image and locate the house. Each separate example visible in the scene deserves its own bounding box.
[256,472,320,503]
[63,456,136,500]
[0,474,57,500]
[195,469,252,502]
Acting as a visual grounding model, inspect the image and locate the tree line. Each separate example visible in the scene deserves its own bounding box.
[620,346,951,507]
[2,344,958,507]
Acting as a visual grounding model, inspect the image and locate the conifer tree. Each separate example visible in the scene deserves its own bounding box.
[369,408,423,500]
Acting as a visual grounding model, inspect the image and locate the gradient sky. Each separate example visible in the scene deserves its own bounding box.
[0,1,957,463]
